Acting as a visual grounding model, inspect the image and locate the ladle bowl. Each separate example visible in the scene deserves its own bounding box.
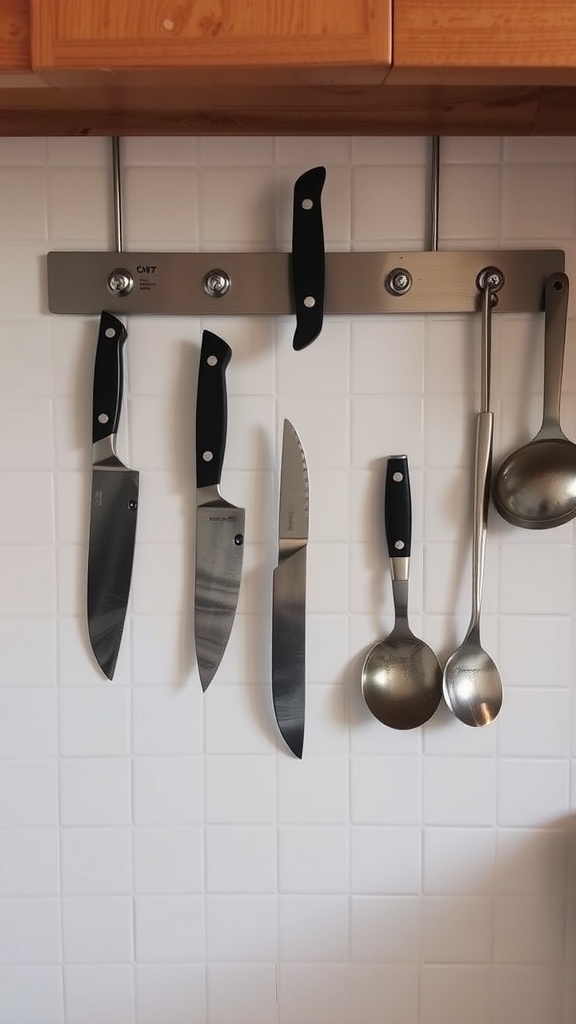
[493,272,576,530]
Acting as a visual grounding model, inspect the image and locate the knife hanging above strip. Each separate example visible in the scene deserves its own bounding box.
[291,166,326,350]
[87,139,139,680]
[272,419,309,758]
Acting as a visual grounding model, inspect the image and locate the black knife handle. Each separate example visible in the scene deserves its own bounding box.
[196,330,232,489]
[385,455,412,558]
[92,311,128,444]
[291,165,326,351]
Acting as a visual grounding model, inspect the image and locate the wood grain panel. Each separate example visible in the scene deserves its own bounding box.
[0,0,30,70]
[0,82,544,136]
[31,0,390,83]
[392,0,576,84]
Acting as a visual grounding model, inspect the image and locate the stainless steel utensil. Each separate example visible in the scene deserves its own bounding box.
[361,455,443,730]
[442,281,503,727]
[272,419,309,758]
[493,272,576,529]
[194,330,245,691]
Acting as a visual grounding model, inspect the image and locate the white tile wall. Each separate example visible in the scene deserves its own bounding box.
[0,134,575,1023]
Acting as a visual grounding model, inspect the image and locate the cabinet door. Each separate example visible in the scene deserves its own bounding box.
[392,0,576,85]
[0,0,30,70]
[31,0,391,84]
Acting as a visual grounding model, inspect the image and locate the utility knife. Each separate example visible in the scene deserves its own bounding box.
[291,166,326,350]
[87,310,139,680]
[272,419,309,757]
[194,330,245,690]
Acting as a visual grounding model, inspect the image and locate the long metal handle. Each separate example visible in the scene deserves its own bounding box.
[470,410,493,630]
[541,271,569,432]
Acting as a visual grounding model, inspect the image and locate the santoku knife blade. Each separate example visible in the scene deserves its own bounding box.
[87,310,139,680]
[272,419,309,758]
[194,330,245,691]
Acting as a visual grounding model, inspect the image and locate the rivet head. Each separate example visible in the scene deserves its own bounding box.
[386,268,413,296]
[203,269,231,298]
[107,269,134,296]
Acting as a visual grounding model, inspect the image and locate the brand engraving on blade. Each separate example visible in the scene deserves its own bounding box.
[209,515,237,522]
[288,511,295,532]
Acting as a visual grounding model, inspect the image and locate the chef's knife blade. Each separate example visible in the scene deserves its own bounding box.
[87,310,139,680]
[195,330,245,691]
[272,419,309,758]
[291,166,326,351]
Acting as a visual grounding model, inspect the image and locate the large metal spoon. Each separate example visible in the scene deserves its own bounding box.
[493,272,576,529]
[361,455,443,730]
[443,281,502,727]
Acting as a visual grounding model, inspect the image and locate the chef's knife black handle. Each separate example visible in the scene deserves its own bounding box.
[92,310,128,444]
[385,455,412,558]
[291,165,326,351]
[196,330,232,489]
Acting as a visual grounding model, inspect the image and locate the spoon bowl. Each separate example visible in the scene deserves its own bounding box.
[362,628,443,730]
[443,624,502,727]
[493,272,576,530]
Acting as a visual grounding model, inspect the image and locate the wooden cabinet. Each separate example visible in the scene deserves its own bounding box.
[391,0,576,85]
[1,1,576,134]
[0,0,30,71]
[30,0,391,84]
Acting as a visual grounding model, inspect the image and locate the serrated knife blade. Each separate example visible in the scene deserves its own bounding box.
[194,330,245,691]
[272,419,309,758]
[87,310,139,680]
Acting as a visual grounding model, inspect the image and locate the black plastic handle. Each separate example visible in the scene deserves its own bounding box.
[385,455,412,558]
[291,165,326,351]
[196,330,232,489]
[92,310,128,444]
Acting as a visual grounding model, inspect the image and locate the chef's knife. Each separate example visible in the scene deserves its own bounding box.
[291,165,326,351]
[87,310,139,680]
[272,419,309,758]
[195,330,245,691]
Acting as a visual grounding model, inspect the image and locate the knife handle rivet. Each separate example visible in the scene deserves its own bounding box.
[234,534,244,546]
[202,451,214,463]
[98,413,109,424]
[206,355,218,367]
[105,327,116,338]
[302,198,314,210]
[303,295,316,308]
[393,471,404,483]
[128,499,138,510]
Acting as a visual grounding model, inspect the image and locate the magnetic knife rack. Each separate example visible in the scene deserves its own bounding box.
[46,139,565,327]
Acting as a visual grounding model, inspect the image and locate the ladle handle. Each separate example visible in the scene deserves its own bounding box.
[385,455,411,581]
[542,272,569,431]
[471,411,493,628]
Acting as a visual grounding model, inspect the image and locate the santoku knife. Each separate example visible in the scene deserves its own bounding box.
[194,330,245,691]
[272,419,309,758]
[87,310,139,680]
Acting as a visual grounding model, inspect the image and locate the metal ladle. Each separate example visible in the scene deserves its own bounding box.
[442,273,503,727]
[492,272,576,529]
[361,455,443,730]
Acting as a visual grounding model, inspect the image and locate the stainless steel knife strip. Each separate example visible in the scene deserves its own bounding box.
[47,248,563,315]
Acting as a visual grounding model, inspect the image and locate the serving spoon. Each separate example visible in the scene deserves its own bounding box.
[361,455,443,730]
[493,272,576,529]
[443,277,503,727]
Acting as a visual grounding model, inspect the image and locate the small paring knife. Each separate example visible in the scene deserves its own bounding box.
[272,419,309,757]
